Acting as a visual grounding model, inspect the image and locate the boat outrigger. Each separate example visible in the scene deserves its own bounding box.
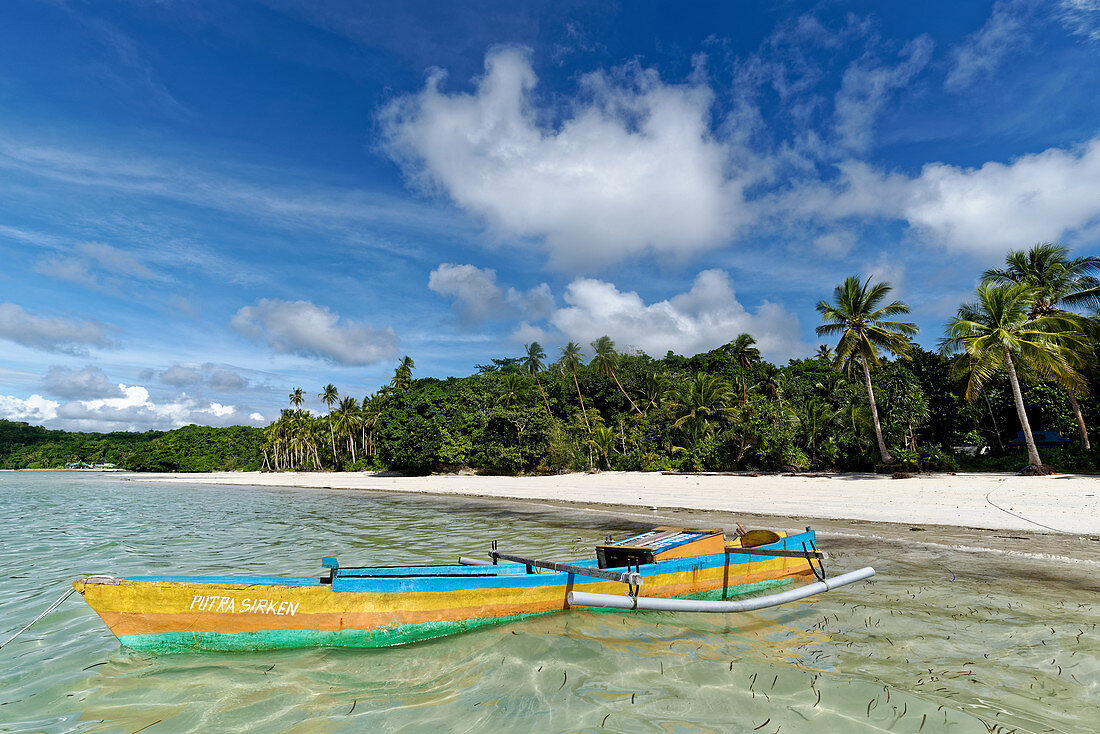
[74,526,874,653]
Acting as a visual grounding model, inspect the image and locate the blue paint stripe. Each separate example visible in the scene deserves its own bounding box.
[123,532,815,593]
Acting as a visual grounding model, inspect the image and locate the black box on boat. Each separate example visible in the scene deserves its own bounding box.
[595,527,724,569]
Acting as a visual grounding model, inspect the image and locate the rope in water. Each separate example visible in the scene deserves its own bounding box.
[0,587,76,651]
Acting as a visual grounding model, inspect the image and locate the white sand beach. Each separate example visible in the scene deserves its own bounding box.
[132,470,1100,536]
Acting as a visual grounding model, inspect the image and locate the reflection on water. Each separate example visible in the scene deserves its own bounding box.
[0,472,1097,733]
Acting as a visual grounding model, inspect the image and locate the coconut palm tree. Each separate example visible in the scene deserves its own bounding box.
[586,426,617,470]
[390,356,415,392]
[814,344,835,362]
[319,384,339,466]
[667,373,736,437]
[360,395,382,458]
[639,372,667,413]
[333,396,362,464]
[941,282,1087,471]
[816,276,918,465]
[523,342,553,416]
[289,387,305,415]
[789,397,837,465]
[755,364,782,403]
[558,341,591,432]
[982,243,1100,449]
[589,336,642,414]
[496,372,526,407]
[728,334,760,405]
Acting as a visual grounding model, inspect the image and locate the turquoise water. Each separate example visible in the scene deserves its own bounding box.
[0,472,1097,733]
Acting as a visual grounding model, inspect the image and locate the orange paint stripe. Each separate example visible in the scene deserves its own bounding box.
[93,564,810,637]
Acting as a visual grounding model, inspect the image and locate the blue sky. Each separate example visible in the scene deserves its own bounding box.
[1,0,1099,431]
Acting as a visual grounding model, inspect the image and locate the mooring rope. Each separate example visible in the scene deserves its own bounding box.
[0,587,76,651]
[985,477,1072,535]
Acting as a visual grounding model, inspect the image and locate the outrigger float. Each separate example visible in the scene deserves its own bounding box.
[74,526,874,652]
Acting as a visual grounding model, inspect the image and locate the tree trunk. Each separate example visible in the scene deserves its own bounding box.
[610,369,643,414]
[740,370,747,406]
[572,371,591,433]
[535,374,552,417]
[1003,347,1043,468]
[1067,389,1091,450]
[329,421,337,466]
[348,432,357,463]
[861,356,894,465]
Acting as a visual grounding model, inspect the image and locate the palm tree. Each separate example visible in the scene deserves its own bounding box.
[816,276,917,465]
[941,282,1087,470]
[390,356,415,392]
[667,372,736,438]
[755,364,782,402]
[789,397,837,465]
[727,334,760,405]
[983,243,1100,448]
[289,387,305,415]
[586,426,617,470]
[814,344,835,362]
[496,372,526,407]
[333,396,362,464]
[523,342,553,416]
[983,243,1100,316]
[319,384,339,466]
[589,336,642,414]
[639,372,667,413]
[360,395,382,458]
[558,341,591,432]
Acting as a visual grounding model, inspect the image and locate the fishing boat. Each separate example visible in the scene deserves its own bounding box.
[73,526,874,653]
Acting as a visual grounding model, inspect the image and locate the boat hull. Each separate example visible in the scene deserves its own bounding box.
[75,532,818,652]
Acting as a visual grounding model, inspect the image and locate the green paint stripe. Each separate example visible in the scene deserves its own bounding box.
[117,611,551,653]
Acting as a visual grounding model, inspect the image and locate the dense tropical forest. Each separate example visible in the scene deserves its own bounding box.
[0,422,264,471]
[2,244,1097,475]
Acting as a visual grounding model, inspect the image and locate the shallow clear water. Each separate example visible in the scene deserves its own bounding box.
[0,472,1097,733]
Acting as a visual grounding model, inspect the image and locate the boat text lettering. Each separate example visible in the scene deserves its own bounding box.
[189,595,299,616]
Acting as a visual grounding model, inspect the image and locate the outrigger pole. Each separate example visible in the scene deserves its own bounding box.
[566,566,875,613]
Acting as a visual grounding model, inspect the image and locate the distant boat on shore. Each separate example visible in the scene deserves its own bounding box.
[62,462,122,471]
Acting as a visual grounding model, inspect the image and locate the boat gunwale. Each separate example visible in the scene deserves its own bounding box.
[94,531,816,593]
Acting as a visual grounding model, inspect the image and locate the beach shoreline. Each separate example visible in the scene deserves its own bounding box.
[128,469,1100,538]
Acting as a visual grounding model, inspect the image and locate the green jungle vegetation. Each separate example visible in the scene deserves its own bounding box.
[2,244,1097,475]
[0,422,264,472]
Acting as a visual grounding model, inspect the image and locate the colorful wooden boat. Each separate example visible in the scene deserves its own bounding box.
[74,526,873,653]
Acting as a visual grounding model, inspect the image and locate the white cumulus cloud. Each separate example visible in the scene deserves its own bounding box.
[231,298,398,366]
[550,270,807,360]
[0,394,60,423]
[428,263,552,322]
[381,47,749,268]
[785,135,1100,257]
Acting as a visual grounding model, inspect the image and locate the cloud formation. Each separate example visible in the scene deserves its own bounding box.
[382,47,748,268]
[41,365,124,399]
[833,35,934,152]
[35,241,157,291]
[0,394,60,424]
[231,299,398,365]
[0,303,115,354]
[550,270,807,360]
[428,263,552,322]
[945,0,1032,92]
[785,136,1100,257]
